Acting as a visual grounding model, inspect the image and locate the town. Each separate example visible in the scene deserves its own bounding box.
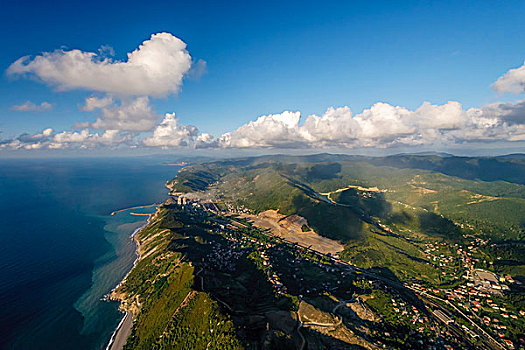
[169,194,525,349]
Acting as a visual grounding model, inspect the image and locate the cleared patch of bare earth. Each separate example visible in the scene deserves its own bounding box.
[320,185,384,196]
[464,191,498,205]
[298,301,379,350]
[348,298,380,323]
[321,185,385,204]
[240,210,344,255]
[408,175,438,194]
[299,301,338,324]
[409,184,438,194]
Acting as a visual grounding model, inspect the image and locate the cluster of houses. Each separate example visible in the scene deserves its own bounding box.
[207,226,293,296]
[169,195,221,213]
[223,202,252,214]
[393,298,429,329]
[203,241,244,273]
[459,236,492,270]
[411,275,523,348]
[418,235,523,348]
[428,272,522,349]
[255,242,352,297]
[258,250,286,293]
[424,242,461,278]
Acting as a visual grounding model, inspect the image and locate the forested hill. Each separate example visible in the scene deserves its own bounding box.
[169,153,525,283]
[174,152,525,186]
[365,154,525,185]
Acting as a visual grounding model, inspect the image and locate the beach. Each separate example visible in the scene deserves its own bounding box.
[107,311,134,350]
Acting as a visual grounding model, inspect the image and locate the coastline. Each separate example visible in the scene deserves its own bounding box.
[105,211,153,350]
[104,179,179,350]
[105,311,133,350]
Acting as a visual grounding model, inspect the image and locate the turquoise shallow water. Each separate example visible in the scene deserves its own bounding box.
[0,158,180,350]
[74,207,155,348]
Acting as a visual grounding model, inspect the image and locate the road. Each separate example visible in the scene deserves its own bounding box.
[416,290,504,350]
[237,218,504,349]
[212,205,505,350]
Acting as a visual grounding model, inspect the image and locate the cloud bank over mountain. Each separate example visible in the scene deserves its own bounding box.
[209,100,525,149]
[4,97,525,151]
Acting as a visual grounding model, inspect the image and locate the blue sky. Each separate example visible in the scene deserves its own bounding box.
[1,0,525,154]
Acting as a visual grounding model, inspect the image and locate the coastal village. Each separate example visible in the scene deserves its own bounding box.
[171,193,525,349]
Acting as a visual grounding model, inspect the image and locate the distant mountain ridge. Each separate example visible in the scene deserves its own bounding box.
[183,152,525,186]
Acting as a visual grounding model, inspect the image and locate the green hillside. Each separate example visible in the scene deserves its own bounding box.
[169,155,525,283]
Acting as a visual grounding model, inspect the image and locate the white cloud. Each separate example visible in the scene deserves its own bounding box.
[0,128,132,150]
[477,100,525,125]
[187,59,207,80]
[80,96,114,111]
[5,32,207,137]
[10,101,53,112]
[493,61,525,94]
[213,100,525,149]
[218,111,304,148]
[3,98,525,151]
[195,133,216,148]
[7,32,197,97]
[98,45,115,57]
[52,129,128,148]
[5,51,525,152]
[143,113,199,147]
[1,128,53,150]
[88,96,159,131]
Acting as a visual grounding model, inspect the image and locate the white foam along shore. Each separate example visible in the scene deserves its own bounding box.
[105,211,153,350]
[105,310,131,350]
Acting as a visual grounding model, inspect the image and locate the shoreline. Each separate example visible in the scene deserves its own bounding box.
[105,180,177,349]
[105,311,133,350]
[105,210,154,350]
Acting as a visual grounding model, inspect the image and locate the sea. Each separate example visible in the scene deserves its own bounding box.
[0,157,181,350]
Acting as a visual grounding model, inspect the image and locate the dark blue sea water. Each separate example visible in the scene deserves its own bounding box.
[0,157,181,350]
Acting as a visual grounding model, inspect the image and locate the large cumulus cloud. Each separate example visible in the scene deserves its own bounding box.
[6,32,205,135]
[213,99,525,149]
[7,33,195,97]
[143,113,199,147]
[218,111,304,148]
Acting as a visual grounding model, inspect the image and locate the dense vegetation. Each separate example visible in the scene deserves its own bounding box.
[169,154,525,284]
